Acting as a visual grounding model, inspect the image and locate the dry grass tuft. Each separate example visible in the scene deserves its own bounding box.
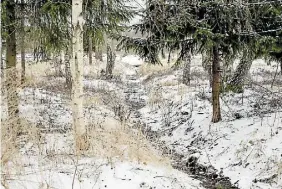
[139,62,172,77]
[84,94,103,106]
[160,79,179,87]
[1,117,42,184]
[25,61,54,78]
[1,59,171,189]
[86,121,169,166]
[147,86,164,108]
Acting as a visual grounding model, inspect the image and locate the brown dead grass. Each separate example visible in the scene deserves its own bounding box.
[139,61,172,76]
[86,121,169,166]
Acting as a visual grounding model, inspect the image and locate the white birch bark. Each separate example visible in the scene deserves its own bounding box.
[71,0,86,150]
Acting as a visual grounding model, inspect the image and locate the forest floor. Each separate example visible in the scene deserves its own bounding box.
[1,54,282,189]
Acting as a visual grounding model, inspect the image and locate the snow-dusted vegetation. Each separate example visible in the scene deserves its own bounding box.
[1,0,282,189]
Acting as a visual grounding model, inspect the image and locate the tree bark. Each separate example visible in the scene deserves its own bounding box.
[95,47,103,62]
[6,0,20,130]
[54,54,63,77]
[182,49,192,85]
[202,51,212,87]
[88,36,93,65]
[65,53,72,92]
[60,50,65,77]
[228,51,252,93]
[211,46,221,123]
[207,64,212,87]
[20,0,25,85]
[105,42,116,79]
[71,0,88,151]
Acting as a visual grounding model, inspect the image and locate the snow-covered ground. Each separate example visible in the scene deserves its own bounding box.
[4,159,203,189]
[2,54,282,189]
[1,54,204,189]
[138,57,282,189]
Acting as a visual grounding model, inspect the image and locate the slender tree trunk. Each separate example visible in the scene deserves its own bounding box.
[1,2,5,98]
[60,50,65,77]
[1,41,4,74]
[95,47,103,62]
[1,49,3,69]
[208,64,212,87]
[228,51,252,93]
[182,49,192,85]
[71,0,87,151]
[54,54,63,77]
[211,46,221,123]
[6,0,20,128]
[65,45,72,91]
[20,0,25,85]
[65,53,72,91]
[88,36,93,65]
[105,41,116,79]
[222,59,233,83]
[202,51,212,87]
[280,61,282,75]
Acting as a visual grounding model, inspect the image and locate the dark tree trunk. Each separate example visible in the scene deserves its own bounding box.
[183,49,192,85]
[88,36,93,65]
[208,64,213,87]
[20,0,26,84]
[105,44,116,79]
[54,54,63,77]
[65,54,72,92]
[6,0,20,125]
[1,42,4,70]
[228,51,252,93]
[95,47,103,62]
[202,51,213,87]
[211,46,221,123]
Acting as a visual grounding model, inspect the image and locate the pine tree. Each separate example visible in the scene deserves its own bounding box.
[84,0,134,65]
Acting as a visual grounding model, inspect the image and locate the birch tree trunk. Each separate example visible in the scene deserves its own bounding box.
[20,0,25,85]
[228,51,252,93]
[71,0,87,151]
[88,36,93,65]
[6,0,20,129]
[211,46,222,123]
[182,49,192,85]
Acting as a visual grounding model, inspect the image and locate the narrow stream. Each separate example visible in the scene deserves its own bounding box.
[122,65,239,189]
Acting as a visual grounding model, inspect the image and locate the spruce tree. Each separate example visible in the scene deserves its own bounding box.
[117,0,282,123]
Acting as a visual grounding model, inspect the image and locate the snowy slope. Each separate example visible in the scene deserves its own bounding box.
[138,58,282,189]
[1,55,204,189]
[3,160,203,189]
